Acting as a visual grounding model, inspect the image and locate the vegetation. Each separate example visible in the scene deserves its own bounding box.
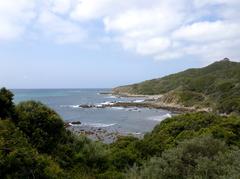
[127,137,240,179]
[1,87,240,178]
[114,59,240,114]
[0,120,63,178]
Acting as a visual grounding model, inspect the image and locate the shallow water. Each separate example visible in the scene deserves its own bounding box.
[12,89,171,134]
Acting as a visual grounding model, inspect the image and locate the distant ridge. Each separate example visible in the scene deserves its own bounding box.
[113,59,240,114]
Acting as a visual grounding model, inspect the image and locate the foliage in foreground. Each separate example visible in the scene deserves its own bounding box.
[1,87,240,178]
[0,120,63,178]
[127,136,240,179]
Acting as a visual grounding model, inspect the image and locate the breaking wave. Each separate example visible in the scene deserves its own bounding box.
[82,122,117,128]
[60,105,79,108]
[148,113,172,122]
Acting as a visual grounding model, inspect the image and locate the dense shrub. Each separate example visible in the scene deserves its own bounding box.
[112,113,240,161]
[109,136,141,171]
[0,88,112,178]
[0,88,15,119]
[15,101,66,153]
[0,120,63,178]
[126,136,240,179]
[217,96,240,114]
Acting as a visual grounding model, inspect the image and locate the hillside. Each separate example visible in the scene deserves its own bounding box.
[113,58,240,114]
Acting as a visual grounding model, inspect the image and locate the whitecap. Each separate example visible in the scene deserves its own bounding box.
[133,99,145,103]
[96,104,103,108]
[69,123,81,126]
[126,108,141,112]
[101,101,115,105]
[148,113,172,122]
[106,95,117,99]
[83,122,117,128]
[111,107,125,110]
[71,105,80,108]
[60,105,79,108]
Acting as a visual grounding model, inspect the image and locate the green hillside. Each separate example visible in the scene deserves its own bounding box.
[114,58,240,114]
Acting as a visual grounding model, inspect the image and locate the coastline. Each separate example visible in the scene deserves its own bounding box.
[111,92,211,113]
[64,91,211,143]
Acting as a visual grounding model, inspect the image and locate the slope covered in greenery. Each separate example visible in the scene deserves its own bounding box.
[1,87,240,178]
[114,59,240,114]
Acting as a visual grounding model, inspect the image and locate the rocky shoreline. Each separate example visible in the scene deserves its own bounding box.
[65,97,209,114]
[64,91,210,143]
[110,92,211,113]
[70,98,199,113]
[65,122,143,143]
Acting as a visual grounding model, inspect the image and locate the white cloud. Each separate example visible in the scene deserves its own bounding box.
[70,0,112,21]
[102,1,187,58]
[0,0,36,41]
[121,37,171,56]
[0,0,239,61]
[136,37,171,55]
[104,6,183,33]
[70,0,145,21]
[38,10,86,44]
[99,0,240,61]
[48,0,73,14]
[193,0,240,8]
[173,21,240,42]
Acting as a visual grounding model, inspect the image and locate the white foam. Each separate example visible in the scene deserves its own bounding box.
[117,100,124,103]
[148,113,172,122]
[121,131,142,135]
[101,101,114,105]
[83,122,117,128]
[96,104,103,108]
[69,123,81,126]
[111,107,125,110]
[133,99,145,103]
[106,95,117,99]
[71,105,80,108]
[60,105,79,108]
[126,108,141,112]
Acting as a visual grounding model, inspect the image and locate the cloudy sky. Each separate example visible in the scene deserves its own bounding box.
[0,0,240,88]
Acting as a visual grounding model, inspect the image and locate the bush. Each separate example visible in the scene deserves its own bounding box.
[217,96,240,114]
[141,112,240,157]
[0,120,63,178]
[109,136,140,171]
[15,101,66,153]
[0,88,15,119]
[127,136,240,179]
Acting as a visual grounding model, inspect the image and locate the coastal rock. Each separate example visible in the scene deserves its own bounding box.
[79,104,95,108]
[71,121,82,125]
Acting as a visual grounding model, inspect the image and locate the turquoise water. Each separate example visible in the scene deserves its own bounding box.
[11,89,171,134]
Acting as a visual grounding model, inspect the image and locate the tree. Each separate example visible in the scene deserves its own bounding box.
[15,101,66,153]
[127,136,240,179]
[0,88,15,119]
[0,120,63,178]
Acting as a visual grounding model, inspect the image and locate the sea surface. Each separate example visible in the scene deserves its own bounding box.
[12,89,171,134]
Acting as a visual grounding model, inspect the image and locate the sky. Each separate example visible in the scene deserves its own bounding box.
[0,0,240,88]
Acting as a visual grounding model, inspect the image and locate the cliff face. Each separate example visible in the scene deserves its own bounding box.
[113,59,240,114]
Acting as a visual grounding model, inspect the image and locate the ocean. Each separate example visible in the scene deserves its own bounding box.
[11,89,171,134]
